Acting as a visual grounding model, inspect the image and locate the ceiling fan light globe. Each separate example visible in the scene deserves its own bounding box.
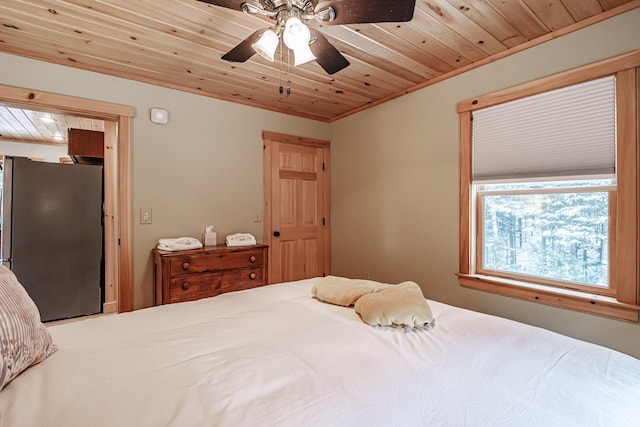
[283,17,311,50]
[252,30,279,62]
[293,43,316,66]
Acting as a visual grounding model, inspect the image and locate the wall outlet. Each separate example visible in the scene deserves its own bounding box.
[140,208,152,224]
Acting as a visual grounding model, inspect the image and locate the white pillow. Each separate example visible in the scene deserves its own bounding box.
[0,265,57,391]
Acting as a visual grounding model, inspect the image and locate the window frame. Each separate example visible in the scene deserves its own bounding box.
[457,51,640,322]
[476,183,616,297]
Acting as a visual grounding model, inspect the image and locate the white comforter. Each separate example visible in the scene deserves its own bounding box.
[1,278,639,427]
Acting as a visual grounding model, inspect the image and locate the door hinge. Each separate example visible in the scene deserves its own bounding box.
[322,162,325,171]
[118,238,121,245]
[322,217,326,225]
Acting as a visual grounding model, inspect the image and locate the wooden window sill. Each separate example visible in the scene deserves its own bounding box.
[457,273,640,322]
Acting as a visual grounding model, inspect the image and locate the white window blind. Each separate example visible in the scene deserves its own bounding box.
[472,76,616,182]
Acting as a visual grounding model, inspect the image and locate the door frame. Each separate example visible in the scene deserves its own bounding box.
[0,84,134,312]
[262,131,331,283]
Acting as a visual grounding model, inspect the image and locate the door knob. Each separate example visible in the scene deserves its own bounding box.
[273,231,280,237]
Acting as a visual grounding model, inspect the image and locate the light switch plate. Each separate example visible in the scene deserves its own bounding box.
[140,208,152,224]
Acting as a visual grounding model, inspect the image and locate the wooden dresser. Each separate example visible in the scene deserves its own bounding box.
[153,244,269,305]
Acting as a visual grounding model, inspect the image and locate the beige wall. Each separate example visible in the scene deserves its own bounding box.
[0,52,330,309]
[330,8,640,358]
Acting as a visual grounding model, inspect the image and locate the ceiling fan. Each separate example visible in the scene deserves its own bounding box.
[197,0,417,75]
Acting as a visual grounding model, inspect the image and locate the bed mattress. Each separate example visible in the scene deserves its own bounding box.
[1,278,639,426]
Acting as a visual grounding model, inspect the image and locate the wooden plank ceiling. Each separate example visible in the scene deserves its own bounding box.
[0,0,638,123]
[0,107,104,146]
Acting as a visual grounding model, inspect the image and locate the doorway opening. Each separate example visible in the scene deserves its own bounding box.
[0,84,134,313]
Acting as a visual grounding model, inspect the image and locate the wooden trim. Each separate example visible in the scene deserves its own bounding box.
[322,143,331,276]
[457,57,640,321]
[117,115,134,312]
[459,111,472,275]
[269,138,283,282]
[476,268,616,298]
[458,50,640,113]
[615,68,639,305]
[102,301,117,314]
[262,131,330,148]
[262,137,274,283]
[0,83,135,313]
[103,121,117,313]
[459,274,639,322]
[0,85,134,118]
[608,191,618,295]
[331,2,640,122]
[477,185,616,197]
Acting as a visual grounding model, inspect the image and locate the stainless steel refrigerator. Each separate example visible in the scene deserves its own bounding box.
[1,156,103,321]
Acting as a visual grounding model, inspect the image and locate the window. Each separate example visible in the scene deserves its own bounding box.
[478,180,613,292]
[457,52,639,321]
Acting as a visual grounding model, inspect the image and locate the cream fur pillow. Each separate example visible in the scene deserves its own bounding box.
[0,265,57,391]
[354,282,434,328]
[312,275,390,306]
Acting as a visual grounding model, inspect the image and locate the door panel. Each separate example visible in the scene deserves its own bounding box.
[302,180,318,225]
[279,240,298,282]
[280,179,295,226]
[303,239,319,277]
[263,132,330,284]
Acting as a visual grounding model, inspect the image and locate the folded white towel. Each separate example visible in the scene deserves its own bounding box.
[157,237,202,251]
[225,233,256,246]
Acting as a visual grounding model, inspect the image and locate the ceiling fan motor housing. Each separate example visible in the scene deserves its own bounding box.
[242,1,333,22]
[202,0,417,74]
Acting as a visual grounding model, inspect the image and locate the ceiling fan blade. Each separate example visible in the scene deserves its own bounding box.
[321,0,416,25]
[195,0,248,11]
[221,28,267,62]
[309,30,350,75]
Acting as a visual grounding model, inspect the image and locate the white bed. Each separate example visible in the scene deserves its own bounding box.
[1,277,640,427]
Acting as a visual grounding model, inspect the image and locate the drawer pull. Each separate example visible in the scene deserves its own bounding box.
[181,282,190,290]
[249,255,257,263]
[249,272,257,280]
[182,262,190,270]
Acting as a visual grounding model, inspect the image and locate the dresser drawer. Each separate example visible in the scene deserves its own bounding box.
[169,273,222,302]
[220,267,266,290]
[169,249,264,276]
[169,267,266,302]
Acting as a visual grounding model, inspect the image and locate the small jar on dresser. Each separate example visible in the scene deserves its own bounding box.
[153,244,269,305]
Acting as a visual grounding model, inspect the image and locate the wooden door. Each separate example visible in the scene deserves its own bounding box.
[263,131,330,284]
